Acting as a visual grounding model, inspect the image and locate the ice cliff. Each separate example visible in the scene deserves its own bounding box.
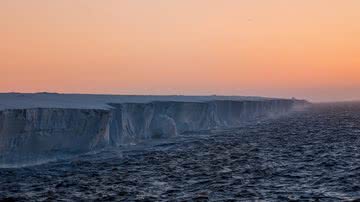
[0,108,111,165]
[108,100,303,145]
[0,94,308,165]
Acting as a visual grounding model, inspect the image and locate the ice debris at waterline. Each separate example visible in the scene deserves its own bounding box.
[0,93,309,165]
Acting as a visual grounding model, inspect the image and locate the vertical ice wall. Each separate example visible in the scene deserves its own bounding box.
[107,100,303,145]
[0,108,111,164]
[0,99,307,165]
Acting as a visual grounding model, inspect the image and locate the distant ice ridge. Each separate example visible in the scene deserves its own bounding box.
[0,93,309,165]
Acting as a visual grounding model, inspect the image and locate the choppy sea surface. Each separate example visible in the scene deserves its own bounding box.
[1,103,360,201]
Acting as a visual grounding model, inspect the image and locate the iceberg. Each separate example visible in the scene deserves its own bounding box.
[0,93,309,165]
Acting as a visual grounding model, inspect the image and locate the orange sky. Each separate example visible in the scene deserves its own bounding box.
[1,0,359,102]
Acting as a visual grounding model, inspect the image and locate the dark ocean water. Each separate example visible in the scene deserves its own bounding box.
[1,103,360,201]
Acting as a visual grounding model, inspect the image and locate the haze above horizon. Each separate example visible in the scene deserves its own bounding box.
[1,0,359,102]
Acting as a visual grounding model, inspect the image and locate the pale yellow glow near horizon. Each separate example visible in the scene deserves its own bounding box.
[1,0,359,102]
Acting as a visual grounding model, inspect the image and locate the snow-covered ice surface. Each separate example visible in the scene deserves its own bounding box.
[0,93,274,110]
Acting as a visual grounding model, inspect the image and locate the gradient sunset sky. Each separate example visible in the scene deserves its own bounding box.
[1,0,359,102]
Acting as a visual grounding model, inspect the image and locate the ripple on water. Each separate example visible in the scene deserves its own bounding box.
[1,103,360,201]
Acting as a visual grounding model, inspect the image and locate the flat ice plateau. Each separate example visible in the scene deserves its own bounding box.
[0,93,282,110]
[0,93,308,165]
